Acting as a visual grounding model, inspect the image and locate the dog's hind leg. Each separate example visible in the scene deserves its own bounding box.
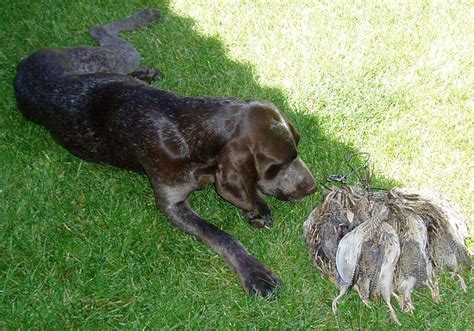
[88,9,162,75]
[129,67,161,83]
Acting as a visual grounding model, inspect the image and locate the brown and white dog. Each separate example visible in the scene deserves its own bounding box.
[14,9,316,296]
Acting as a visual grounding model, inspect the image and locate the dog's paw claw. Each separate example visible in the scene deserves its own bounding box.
[240,259,282,297]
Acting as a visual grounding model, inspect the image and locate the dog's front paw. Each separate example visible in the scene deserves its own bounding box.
[239,257,282,297]
[244,211,272,229]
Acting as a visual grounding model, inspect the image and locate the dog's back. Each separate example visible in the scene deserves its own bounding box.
[14,9,165,168]
[14,46,239,171]
[15,48,148,168]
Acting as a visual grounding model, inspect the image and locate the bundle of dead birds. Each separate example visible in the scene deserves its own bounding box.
[303,185,471,325]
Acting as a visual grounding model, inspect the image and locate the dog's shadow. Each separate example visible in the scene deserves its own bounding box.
[129,7,398,221]
[9,0,399,283]
[106,3,402,282]
[4,0,408,326]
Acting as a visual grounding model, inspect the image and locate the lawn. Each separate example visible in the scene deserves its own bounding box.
[1,0,472,329]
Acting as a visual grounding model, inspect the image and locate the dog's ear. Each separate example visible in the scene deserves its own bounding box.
[287,121,300,145]
[215,139,258,211]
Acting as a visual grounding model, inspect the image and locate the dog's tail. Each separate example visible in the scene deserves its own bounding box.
[90,8,161,47]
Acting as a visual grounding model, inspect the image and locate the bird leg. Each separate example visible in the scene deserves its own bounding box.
[393,292,404,309]
[332,286,349,314]
[402,296,415,313]
[398,290,415,312]
[361,298,372,308]
[427,279,441,303]
[451,272,468,292]
[386,299,401,326]
[355,285,372,308]
[382,292,401,326]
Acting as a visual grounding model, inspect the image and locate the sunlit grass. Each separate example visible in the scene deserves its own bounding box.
[173,0,473,227]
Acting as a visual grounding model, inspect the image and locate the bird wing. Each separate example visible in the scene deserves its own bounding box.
[369,242,384,297]
[395,188,471,268]
[336,223,366,286]
[376,223,400,296]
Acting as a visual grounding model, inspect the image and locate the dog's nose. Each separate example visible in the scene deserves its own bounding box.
[292,157,317,199]
[300,179,317,197]
[293,179,317,200]
[306,182,317,195]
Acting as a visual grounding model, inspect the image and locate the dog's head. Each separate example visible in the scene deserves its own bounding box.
[215,102,316,211]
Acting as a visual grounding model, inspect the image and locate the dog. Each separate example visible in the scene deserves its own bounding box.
[14,9,316,296]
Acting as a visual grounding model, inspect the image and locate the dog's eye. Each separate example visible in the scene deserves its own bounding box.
[265,163,284,180]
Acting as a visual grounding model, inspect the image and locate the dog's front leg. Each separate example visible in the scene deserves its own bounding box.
[163,200,281,296]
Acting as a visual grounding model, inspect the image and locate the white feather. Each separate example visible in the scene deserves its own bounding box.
[336,221,368,285]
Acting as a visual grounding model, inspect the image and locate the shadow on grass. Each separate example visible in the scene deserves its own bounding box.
[139,5,399,200]
[0,0,421,329]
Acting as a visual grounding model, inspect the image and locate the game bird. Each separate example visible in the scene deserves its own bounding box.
[304,185,471,325]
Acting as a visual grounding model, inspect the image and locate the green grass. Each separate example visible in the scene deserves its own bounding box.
[1,0,473,329]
